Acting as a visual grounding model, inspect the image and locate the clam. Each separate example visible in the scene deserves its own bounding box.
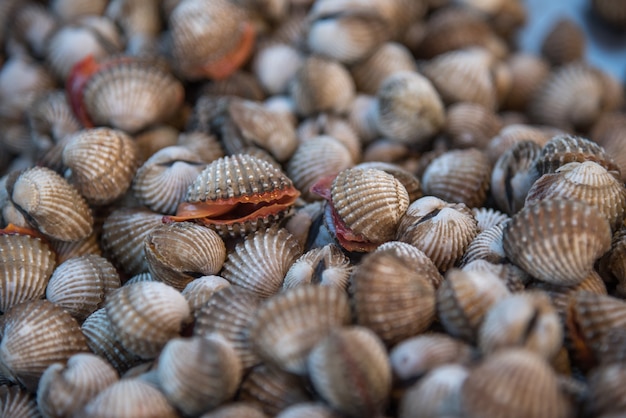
[134,125,179,165]
[297,113,362,163]
[253,42,304,95]
[485,123,553,165]
[312,167,410,252]
[307,326,391,418]
[471,207,509,232]
[6,166,93,241]
[502,199,612,286]
[181,275,230,316]
[144,222,226,291]
[444,102,503,150]
[62,127,139,205]
[198,70,266,102]
[177,131,225,163]
[250,285,351,375]
[350,42,417,95]
[353,161,423,202]
[0,385,39,417]
[348,94,380,144]
[283,244,352,291]
[462,259,529,293]
[459,222,509,266]
[0,300,89,392]
[37,353,119,418]
[49,230,101,264]
[164,153,300,237]
[0,233,56,313]
[376,241,444,288]
[375,70,445,147]
[157,336,242,416]
[540,18,585,66]
[45,254,121,321]
[501,53,550,111]
[104,281,191,359]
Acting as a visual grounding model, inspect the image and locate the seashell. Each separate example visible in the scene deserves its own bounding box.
[6,166,93,241]
[490,140,542,215]
[199,70,266,102]
[462,259,529,293]
[502,199,612,286]
[436,268,510,344]
[461,349,571,418]
[350,42,417,95]
[45,254,121,322]
[62,128,139,205]
[51,0,108,21]
[287,135,355,201]
[194,286,263,370]
[77,57,185,133]
[289,55,356,117]
[297,113,362,163]
[157,336,242,416]
[277,403,342,418]
[375,70,445,147]
[10,3,57,59]
[123,272,157,286]
[144,222,226,291]
[591,0,626,27]
[0,56,55,120]
[0,300,89,392]
[501,53,551,111]
[105,281,191,359]
[485,123,553,166]
[604,227,626,297]
[526,161,626,231]
[375,241,444,288]
[164,154,300,238]
[540,18,585,66]
[389,333,475,383]
[283,201,325,251]
[283,244,352,291]
[0,384,40,418]
[81,308,142,374]
[396,196,479,272]
[0,233,56,313]
[181,275,230,316]
[1,119,34,158]
[444,102,503,150]
[399,364,469,418]
[307,326,391,418]
[591,112,626,183]
[177,131,225,163]
[37,353,119,418]
[250,285,351,375]
[421,48,503,110]
[253,42,304,95]
[314,167,410,252]
[478,292,563,360]
[348,94,380,144]
[134,125,179,165]
[471,207,509,232]
[238,363,312,415]
[221,226,301,298]
[354,161,422,203]
[77,378,178,418]
[168,0,255,80]
[421,148,491,208]
[584,364,626,417]
[132,145,209,215]
[101,207,164,277]
[201,403,269,418]
[105,0,161,56]
[350,248,436,345]
[362,138,411,164]
[460,223,509,266]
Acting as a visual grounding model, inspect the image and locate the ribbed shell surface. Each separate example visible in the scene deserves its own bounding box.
[283,244,352,290]
[181,275,230,315]
[221,226,302,298]
[0,385,40,418]
[104,281,190,359]
[0,300,89,392]
[331,168,409,244]
[62,127,139,205]
[350,42,417,94]
[45,254,121,321]
[502,199,612,285]
[8,166,93,241]
[50,231,102,264]
[82,59,184,133]
[0,234,56,313]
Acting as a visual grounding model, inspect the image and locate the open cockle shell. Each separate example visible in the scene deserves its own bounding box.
[283,244,352,291]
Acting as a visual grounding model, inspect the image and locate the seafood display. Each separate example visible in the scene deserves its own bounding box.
[0,0,626,416]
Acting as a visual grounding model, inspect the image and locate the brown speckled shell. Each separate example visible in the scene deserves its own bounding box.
[350,42,417,94]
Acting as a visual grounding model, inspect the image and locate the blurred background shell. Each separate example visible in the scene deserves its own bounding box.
[350,42,417,95]
[540,18,585,66]
[0,385,40,418]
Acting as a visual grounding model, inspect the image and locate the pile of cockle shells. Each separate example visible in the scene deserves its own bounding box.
[1,0,626,416]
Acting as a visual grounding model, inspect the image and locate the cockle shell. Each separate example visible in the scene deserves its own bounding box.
[144,222,226,291]
[105,0,161,56]
[348,94,380,144]
[221,226,301,298]
[37,353,119,418]
[62,127,139,205]
[7,166,93,241]
[77,378,178,418]
[0,300,89,392]
[11,3,57,59]
[460,222,508,266]
[277,403,342,418]
[584,364,626,417]
[461,349,571,418]
[104,281,191,359]
[0,384,40,417]
[181,275,230,316]
[198,70,266,102]
[132,145,209,215]
[350,42,417,95]
[354,161,423,203]
[133,125,179,165]
[201,403,269,418]
[250,285,351,375]
[501,53,550,111]
[283,244,352,290]
[463,259,529,293]
[297,113,362,163]
[471,207,509,232]
[307,327,391,418]
[376,70,445,146]
[540,18,585,66]
[177,131,225,163]
[502,199,612,286]
[350,248,436,345]
[591,112,626,183]
[0,56,55,120]
[444,102,503,150]
[253,43,304,95]
[194,286,263,370]
[376,241,444,288]
[0,233,56,313]
[157,336,242,416]
[421,148,491,208]
[45,254,121,321]
[485,123,553,165]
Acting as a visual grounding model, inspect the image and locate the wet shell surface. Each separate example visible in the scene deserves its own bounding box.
[0,233,56,313]
[7,166,93,241]
[307,327,392,418]
[45,254,121,321]
[62,127,139,206]
[283,244,352,291]
[0,300,89,392]
[502,199,612,286]
[250,285,351,375]
[104,281,191,359]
